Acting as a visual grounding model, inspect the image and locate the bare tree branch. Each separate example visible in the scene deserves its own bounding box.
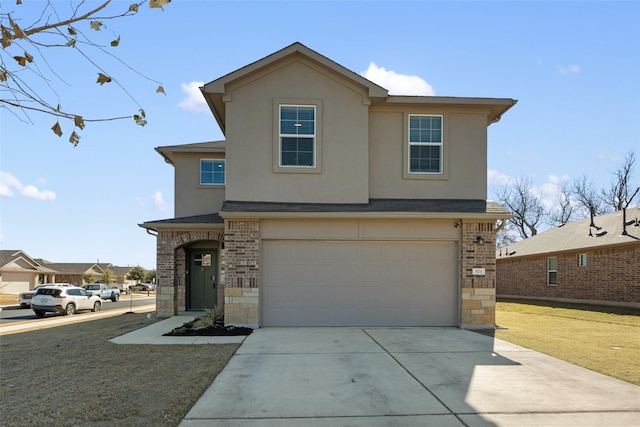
[1,0,166,144]
[602,152,639,210]
[495,176,546,239]
[547,181,576,227]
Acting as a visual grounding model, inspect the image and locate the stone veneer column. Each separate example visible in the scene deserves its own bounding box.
[460,221,497,328]
[224,220,260,327]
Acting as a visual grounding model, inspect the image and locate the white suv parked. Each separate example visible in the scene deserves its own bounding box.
[18,283,73,307]
[31,286,102,318]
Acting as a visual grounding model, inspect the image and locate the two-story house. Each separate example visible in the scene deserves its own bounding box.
[141,43,516,329]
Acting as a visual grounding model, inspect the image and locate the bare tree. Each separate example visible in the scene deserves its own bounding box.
[495,220,517,248]
[547,181,576,227]
[495,176,546,239]
[571,174,608,228]
[602,152,639,211]
[1,0,170,145]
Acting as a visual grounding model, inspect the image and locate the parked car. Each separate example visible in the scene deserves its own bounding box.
[31,286,102,317]
[18,283,73,308]
[83,284,120,302]
[129,283,151,292]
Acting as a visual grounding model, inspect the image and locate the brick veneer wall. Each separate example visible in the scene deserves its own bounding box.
[497,244,640,304]
[223,220,260,326]
[156,229,224,318]
[460,221,497,328]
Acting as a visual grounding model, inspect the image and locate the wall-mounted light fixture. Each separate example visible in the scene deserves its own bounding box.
[476,236,485,245]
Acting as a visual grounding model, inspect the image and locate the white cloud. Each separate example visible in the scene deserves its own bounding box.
[361,62,435,96]
[487,169,512,188]
[153,190,168,212]
[0,171,19,197]
[547,174,571,186]
[21,185,56,201]
[179,81,208,112]
[0,171,55,201]
[559,64,581,74]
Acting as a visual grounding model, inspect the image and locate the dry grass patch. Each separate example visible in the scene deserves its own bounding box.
[486,299,640,386]
[0,313,239,427]
[0,294,18,306]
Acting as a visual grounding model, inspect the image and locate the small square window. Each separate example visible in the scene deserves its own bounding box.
[578,253,587,267]
[200,159,225,185]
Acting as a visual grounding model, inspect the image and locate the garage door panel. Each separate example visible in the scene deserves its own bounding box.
[262,240,458,326]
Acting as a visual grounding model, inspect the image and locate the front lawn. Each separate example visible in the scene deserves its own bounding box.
[485,299,640,386]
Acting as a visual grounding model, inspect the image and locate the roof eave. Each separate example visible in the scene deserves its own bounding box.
[219,211,511,220]
[138,222,225,232]
[383,96,517,125]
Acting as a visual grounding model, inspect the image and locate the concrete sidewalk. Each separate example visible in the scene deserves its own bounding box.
[180,327,640,427]
[109,314,246,345]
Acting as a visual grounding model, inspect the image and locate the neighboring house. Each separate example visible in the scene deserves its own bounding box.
[496,207,640,307]
[33,261,106,286]
[107,265,136,285]
[0,250,57,293]
[141,42,516,328]
[0,250,138,293]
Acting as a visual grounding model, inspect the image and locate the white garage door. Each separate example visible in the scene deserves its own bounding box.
[262,240,458,327]
[1,272,33,293]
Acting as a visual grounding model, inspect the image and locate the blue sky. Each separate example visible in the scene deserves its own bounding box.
[1,1,639,269]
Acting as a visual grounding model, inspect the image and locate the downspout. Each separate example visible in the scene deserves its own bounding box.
[146,228,158,237]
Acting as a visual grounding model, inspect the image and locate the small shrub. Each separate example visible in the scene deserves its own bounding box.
[177,306,225,331]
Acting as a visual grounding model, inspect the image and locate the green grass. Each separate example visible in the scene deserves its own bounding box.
[486,298,640,386]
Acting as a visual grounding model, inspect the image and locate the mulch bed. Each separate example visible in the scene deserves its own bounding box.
[164,325,253,336]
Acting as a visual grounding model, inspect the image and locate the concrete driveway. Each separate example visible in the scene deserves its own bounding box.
[180,328,640,426]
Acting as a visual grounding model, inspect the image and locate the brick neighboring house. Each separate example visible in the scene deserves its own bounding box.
[496,207,640,307]
[141,42,516,328]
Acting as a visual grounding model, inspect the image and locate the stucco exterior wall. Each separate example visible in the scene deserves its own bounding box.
[369,109,488,200]
[496,245,640,305]
[224,58,370,204]
[173,155,226,218]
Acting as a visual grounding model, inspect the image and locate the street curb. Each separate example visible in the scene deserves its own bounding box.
[0,304,156,336]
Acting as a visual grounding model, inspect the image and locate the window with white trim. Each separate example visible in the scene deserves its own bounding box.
[279,105,315,167]
[547,256,558,285]
[409,114,443,174]
[200,159,225,185]
[578,253,587,267]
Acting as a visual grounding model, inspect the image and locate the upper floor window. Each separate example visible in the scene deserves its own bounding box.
[200,159,225,185]
[408,114,443,174]
[280,105,315,167]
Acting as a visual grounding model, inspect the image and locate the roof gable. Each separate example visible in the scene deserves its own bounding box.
[498,207,640,259]
[201,42,388,133]
[204,42,388,97]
